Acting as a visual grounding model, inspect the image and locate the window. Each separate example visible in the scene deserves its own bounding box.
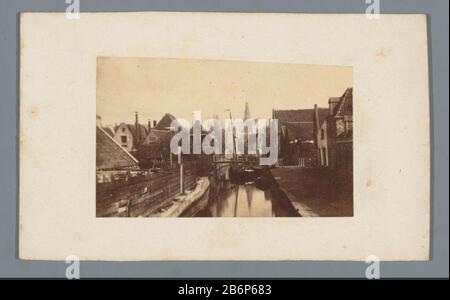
[121,136,127,144]
[321,129,325,140]
[122,127,126,132]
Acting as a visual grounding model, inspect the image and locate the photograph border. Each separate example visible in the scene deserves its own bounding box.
[0,0,448,278]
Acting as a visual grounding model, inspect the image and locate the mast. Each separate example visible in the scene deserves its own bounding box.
[226,109,237,162]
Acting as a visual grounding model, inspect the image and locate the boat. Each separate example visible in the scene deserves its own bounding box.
[255,176,271,190]
[251,166,264,177]
[229,164,259,183]
[225,108,262,184]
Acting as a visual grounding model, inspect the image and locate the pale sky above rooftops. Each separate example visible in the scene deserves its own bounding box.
[97,57,352,126]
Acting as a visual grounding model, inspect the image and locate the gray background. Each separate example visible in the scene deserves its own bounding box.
[0,0,448,278]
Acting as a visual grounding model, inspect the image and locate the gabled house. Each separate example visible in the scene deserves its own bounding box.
[96,126,139,172]
[143,128,174,146]
[113,123,148,153]
[155,113,176,130]
[112,112,148,153]
[141,128,174,161]
[136,113,177,168]
[273,107,328,166]
[319,87,353,178]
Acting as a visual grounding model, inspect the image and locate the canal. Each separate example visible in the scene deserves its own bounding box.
[195,180,299,217]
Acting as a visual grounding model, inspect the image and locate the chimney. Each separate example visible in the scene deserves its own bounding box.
[244,101,250,120]
[153,120,157,128]
[148,119,152,132]
[135,112,140,145]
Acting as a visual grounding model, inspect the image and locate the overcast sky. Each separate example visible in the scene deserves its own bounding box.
[97,57,352,126]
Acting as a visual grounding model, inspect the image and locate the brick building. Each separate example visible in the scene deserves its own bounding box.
[273,107,328,166]
[113,112,148,154]
[318,88,353,181]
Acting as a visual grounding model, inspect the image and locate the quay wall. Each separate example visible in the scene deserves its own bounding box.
[96,164,197,217]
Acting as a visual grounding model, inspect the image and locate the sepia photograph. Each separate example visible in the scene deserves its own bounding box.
[96,57,353,217]
[3,0,444,281]
[19,11,431,262]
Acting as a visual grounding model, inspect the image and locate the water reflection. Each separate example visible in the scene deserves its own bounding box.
[196,182,278,217]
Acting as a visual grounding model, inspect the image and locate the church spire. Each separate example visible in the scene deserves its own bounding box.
[244,101,250,120]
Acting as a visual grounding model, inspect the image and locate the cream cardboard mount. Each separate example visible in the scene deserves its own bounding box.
[19,12,430,261]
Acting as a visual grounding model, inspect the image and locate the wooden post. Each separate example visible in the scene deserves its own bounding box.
[127,200,131,217]
[178,146,185,195]
[180,164,185,195]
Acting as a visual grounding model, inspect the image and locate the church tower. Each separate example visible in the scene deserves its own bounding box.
[244,101,250,120]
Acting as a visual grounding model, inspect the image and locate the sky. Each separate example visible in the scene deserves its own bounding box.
[97,57,352,127]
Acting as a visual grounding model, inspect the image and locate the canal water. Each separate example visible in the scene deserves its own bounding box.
[195,181,296,217]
